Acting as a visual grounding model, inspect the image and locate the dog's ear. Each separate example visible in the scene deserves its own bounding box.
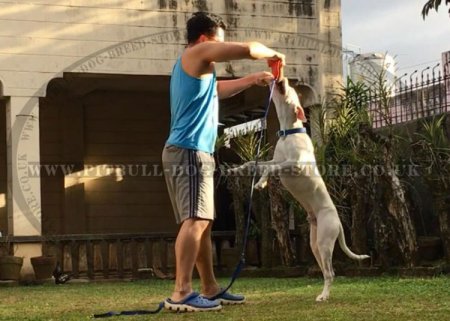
[295,105,307,122]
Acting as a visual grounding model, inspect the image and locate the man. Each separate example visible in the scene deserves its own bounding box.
[162,12,285,312]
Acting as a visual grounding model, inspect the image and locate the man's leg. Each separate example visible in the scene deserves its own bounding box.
[195,221,220,297]
[171,218,210,302]
[196,222,246,305]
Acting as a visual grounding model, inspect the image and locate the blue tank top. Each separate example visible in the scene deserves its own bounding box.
[167,56,218,154]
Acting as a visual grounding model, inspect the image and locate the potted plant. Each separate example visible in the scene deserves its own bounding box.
[30,236,57,281]
[30,256,57,281]
[0,235,23,281]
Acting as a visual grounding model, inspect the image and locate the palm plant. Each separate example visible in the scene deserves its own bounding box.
[224,130,272,262]
[412,115,450,262]
[231,130,272,162]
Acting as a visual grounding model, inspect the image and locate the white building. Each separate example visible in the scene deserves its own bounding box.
[349,52,396,95]
[0,0,343,279]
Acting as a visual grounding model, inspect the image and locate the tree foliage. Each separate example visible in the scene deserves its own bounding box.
[422,0,450,19]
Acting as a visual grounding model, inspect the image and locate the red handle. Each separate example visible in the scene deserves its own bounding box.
[268,60,282,81]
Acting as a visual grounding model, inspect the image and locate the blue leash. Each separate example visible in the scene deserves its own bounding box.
[93,80,277,318]
[211,79,277,299]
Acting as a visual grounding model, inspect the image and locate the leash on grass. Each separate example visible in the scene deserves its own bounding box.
[93,304,165,318]
[93,60,282,318]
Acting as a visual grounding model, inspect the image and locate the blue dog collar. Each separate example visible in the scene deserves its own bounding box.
[277,127,307,137]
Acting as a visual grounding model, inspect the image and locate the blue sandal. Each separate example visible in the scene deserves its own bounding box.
[164,292,222,312]
[208,289,246,305]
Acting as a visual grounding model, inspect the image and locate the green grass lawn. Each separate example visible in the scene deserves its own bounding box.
[0,276,449,321]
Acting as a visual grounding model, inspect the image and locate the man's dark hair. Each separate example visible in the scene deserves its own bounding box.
[186,12,227,44]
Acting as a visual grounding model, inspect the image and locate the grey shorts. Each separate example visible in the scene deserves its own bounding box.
[162,145,215,224]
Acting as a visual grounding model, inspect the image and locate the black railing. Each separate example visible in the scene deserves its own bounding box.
[368,67,449,128]
[0,232,235,279]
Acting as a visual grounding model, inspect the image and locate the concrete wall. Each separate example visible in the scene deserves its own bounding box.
[0,0,342,98]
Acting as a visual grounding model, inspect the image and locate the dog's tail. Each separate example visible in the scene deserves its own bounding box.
[337,223,370,261]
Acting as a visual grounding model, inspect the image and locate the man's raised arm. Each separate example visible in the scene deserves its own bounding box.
[191,41,285,65]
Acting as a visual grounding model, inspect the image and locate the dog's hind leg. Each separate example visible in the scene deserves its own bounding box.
[308,217,323,272]
[287,192,323,272]
[316,244,334,302]
[315,210,340,302]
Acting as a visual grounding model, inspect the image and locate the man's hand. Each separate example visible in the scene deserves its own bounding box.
[217,71,274,99]
[252,71,275,86]
[248,42,286,67]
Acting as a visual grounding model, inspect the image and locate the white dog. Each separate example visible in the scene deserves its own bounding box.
[229,78,370,301]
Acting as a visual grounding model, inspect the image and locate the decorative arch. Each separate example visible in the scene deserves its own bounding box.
[41,72,176,235]
[290,81,319,108]
[44,77,68,99]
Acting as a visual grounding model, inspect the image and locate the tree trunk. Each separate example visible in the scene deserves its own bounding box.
[435,193,450,264]
[361,127,418,267]
[228,177,246,251]
[373,213,390,268]
[254,192,273,267]
[268,178,296,266]
[350,177,369,255]
[371,178,390,268]
[382,148,418,267]
[438,208,450,263]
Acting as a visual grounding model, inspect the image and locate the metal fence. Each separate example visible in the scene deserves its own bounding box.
[369,66,450,128]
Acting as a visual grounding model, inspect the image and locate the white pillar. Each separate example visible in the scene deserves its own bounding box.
[6,96,42,278]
